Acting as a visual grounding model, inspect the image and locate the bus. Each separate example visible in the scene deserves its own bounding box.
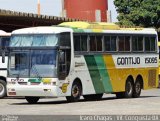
[6,22,159,104]
[158,42,160,86]
[0,30,11,98]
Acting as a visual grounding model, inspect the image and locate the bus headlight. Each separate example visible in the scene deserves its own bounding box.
[43,82,51,85]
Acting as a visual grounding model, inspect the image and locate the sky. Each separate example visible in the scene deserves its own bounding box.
[0,0,118,22]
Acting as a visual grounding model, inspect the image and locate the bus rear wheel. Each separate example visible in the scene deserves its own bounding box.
[133,80,141,98]
[25,97,40,104]
[66,81,82,102]
[124,79,134,98]
[83,94,103,101]
[0,80,7,98]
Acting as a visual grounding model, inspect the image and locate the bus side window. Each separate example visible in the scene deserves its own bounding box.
[150,37,156,51]
[74,35,81,51]
[118,36,130,52]
[96,36,102,51]
[81,35,87,51]
[118,36,125,51]
[132,36,143,52]
[104,36,116,51]
[59,32,71,47]
[89,35,102,51]
[90,36,96,51]
[145,36,156,52]
[145,37,150,51]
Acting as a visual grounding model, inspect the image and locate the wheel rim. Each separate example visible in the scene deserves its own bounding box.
[72,85,79,97]
[0,83,4,95]
[135,82,141,93]
[126,81,132,95]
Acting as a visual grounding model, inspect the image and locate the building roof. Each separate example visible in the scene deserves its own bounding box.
[0,9,80,32]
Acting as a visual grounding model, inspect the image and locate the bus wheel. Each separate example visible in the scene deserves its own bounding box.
[66,81,82,102]
[124,79,133,98]
[133,80,141,98]
[83,94,103,101]
[25,97,40,104]
[0,80,7,98]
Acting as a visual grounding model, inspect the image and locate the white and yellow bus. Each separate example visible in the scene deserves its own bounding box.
[158,42,160,85]
[6,22,159,103]
[0,30,11,98]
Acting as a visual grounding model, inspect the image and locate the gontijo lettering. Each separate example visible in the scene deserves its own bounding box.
[117,57,140,65]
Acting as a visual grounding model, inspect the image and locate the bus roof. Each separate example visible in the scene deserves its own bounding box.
[59,21,120,30]
[0,30,11,36]
[12,26,73,35]
[59,22,157,35]
[12,22,157,35]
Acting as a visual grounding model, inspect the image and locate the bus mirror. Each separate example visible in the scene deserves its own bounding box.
[2,50,5,63]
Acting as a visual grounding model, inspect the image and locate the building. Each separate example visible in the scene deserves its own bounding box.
[63,0,108,22]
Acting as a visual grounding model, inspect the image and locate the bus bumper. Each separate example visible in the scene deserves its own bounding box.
[7,85,59,97]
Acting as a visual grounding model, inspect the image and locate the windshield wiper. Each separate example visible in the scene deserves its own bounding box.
[11,73,20,79]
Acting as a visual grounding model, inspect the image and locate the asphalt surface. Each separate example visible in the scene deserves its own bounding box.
[0,89,160,120]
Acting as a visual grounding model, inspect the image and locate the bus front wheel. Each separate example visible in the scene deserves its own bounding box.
[66,81,82,102]
[0,80,7,98]
[25,97,40,104]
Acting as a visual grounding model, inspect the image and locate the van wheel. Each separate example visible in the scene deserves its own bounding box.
[133,80,141,98]
[25,97,40,104]
[66,81,82,102]
[83,94,103,101]
[124,78,133,98]
[0,80,7,98]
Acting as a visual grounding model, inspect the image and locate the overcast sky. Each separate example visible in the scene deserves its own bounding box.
[0,0,118,22]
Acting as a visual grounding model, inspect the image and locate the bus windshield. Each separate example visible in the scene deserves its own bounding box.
[9,50,57,78]
[10,34,58,47]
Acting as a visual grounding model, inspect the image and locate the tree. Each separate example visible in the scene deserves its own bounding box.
[114,0,160,29]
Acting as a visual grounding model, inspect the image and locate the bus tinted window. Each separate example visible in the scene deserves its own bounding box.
[145,36,156,52]
[74,35,87,51]
[145,37,150,51]
[90,36,96,51]
[118,36,130,51]
[104,36,116,51]
[132,36,143,52]
[111,36,117,51]
[90,35,102,51]
[60,32,71,47]
[150,37,156,51]
[81,35,87,51]
[96,36,102,51]
[74,35,81,51]
[125,36,130,51]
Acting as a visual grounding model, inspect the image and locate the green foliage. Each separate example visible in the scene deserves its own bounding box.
[114,0,160,29]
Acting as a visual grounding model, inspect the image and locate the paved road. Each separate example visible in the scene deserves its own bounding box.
[0,88,160,116]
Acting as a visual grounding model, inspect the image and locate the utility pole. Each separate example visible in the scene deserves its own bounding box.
[37,0,41,15]
[61,0,66,17]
